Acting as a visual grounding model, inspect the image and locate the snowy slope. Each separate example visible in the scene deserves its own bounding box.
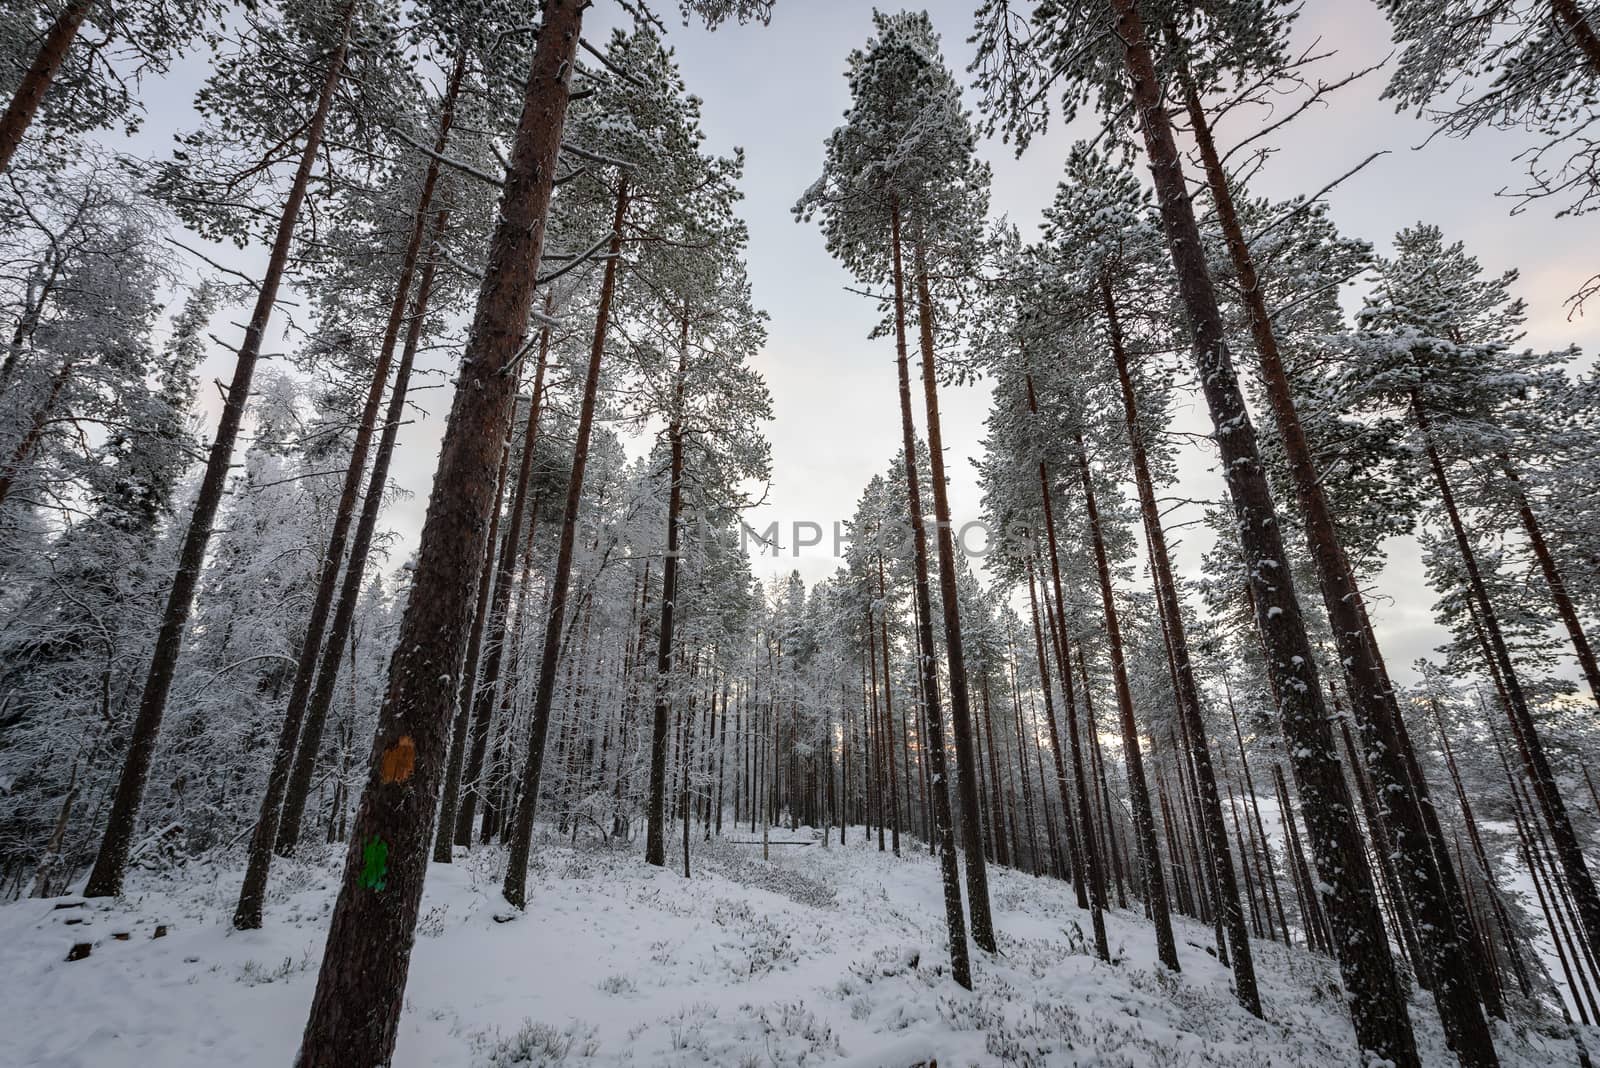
[0,828,1590,1067]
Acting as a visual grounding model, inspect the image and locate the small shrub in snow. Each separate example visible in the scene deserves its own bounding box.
[753,1000,842,1064]
[664,1002,718,1055]
[597,973,636,996]
[418,902,449,938]
[473,1019,597,1066]
[463,845,507,892]
[712,898,803,978]
[236,950,311,986]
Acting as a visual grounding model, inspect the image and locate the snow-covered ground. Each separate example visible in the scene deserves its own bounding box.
[1,828,1590,1067]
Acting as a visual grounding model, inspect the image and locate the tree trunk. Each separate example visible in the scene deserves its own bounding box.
[233,53,466,929]
[646,322,690,867]
[293,5,584,1061]
[1071,430,1179,971]
[1553,0,1600,77]
[1416,396,1600,958]
[1106,2,1416,1061]
[889,198,970,989]
[1433,701,1532,998]
[1104,292,1259,1008]
[911,240,995,951]
[1028,563,1109,958]
[84,1,355,900]
[0,0,94,175]
[1173,53,1498,1053]
[437,439,511,860]
[1495,452,1600,710]
[0,355,74,516]
[277,206,470,861]
[1025,379,1100,925]
[452,299,554,848]
[877,554,902,856]
[502,175,629,906]
[980,676,1010,867]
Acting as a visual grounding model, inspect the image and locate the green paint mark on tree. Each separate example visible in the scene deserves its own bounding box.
[358,835,388,892]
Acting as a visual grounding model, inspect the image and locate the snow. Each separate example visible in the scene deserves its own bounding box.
[1,828,1590,1067]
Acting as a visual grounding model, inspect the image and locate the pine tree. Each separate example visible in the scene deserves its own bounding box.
[974,1,1418,1060]
[796,8,997,979]
[295,5,773,1062]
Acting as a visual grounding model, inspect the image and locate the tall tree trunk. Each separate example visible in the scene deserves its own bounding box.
[1009,654,1040,875]
[502,175,629,906]
[911,239,996,951]
[1338,717,1426,974]
[1024,379,1098,920]
[646,324,690,867]
[1028,563,1108,954]
[1498,729,1600,1023]
[1495,453,1600,710]
[277,207,475,861]
[0,0,94,174]
[1071,430,1179,972]
[1552,0,1600,76]
[1226,682,1293,946]
[293,5,584,1061]
[1173,54,1498,1053]
[980,676,1010,868]
[1106,2,1416,1061]
[1078,645,1128,912]
[84,2,355,900]
[452,300,554,847]
[0,355,74,516]
[877,554,902,856]
[233,53,466,929]
[889,198,971,989]
[437,442,512,860]
[1104,292,1259,1008]
[1433,701,1533,998]
[1416,396,1600,957]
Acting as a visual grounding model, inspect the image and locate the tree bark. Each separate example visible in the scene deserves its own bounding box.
[0,0,94,175]
[1495,452,1600,710]
[436,439,511,861]
[1553,0,1600,77]
[501,175,628,907]
[452,299,553,847]
[877,553,902,856]
[889,198,970,989]
[1416,396,1600,957]
[1104,292,1259,1009]
[84,1,355,900]
[646,321,690,867]
[911,239,995,950]
[1105,2,1416,1061]
[1174,52,1498,1051]
[1025,562,1092,913]
[233,52,466,929]
[1071,429,1180,971]
[293,5,583,1061]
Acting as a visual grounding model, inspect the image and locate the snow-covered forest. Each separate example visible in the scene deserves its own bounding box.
[2,0,1600,1064]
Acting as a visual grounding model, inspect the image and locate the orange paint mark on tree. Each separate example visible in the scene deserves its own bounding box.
[380,735,416,784]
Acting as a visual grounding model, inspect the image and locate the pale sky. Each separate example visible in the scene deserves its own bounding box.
[148,1,1594,686]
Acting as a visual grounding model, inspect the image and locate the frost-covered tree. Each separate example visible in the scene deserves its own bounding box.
[1376,0,1600,221]
[795,8,996,981]
[972,1,1422,1060]
[1346,223,1600,962]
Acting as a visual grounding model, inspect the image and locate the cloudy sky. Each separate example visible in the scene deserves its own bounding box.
[159,1,1595,685]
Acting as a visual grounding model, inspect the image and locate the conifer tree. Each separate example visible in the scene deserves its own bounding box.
[973,1,1418,1060]
[84,0,361,898]
[295,6,773,1061]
